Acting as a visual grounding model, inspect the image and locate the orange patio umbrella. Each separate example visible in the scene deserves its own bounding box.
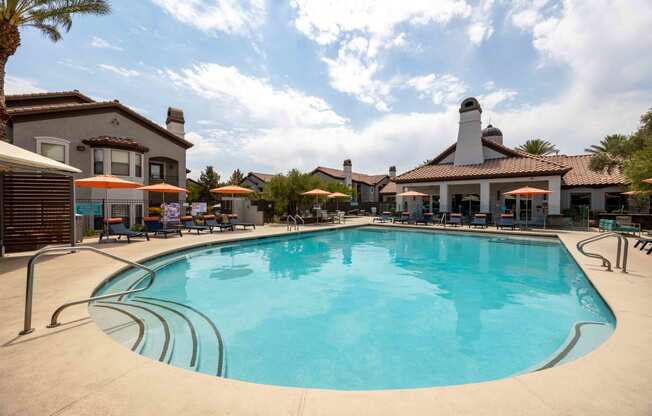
[137,183,188,225]
[211,185,254,214]
[621,190,650,195]
[327,191,350,210]
[396,190,428,197]
[643,178,652,184]
[504,186,552,228]
[75,175,142,237]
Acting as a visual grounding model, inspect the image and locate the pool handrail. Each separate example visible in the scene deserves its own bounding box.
[19,245,156,336]
[576,232,628,273]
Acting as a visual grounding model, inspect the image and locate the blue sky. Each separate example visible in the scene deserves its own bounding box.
[8,0,652,179]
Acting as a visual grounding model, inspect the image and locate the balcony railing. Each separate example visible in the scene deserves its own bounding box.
[148,175,180,186]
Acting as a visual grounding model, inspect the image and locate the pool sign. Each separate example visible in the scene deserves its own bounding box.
[75,202,102,216]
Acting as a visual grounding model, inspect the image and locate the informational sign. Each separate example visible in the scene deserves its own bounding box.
[163,203,181,222]
[191,202,207,215]
[76,202,103,216]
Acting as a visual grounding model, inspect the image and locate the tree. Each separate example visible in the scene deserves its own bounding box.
[197,166,221,204]
[516,139,558,155]
[0,1,111,138]
[585,134,630,173]
[587,109,652,195]
[228,169,245,185]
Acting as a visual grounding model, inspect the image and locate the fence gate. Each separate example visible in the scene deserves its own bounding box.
[0,172,74,253]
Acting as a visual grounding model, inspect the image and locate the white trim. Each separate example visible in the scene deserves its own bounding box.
[34,136,70,165]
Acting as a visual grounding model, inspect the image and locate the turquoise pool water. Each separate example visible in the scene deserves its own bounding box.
[93,227,615,390]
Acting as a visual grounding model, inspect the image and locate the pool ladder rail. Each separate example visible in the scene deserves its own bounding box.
[576,232,628,273]
[286,214,304,231]
[18,245,156,336]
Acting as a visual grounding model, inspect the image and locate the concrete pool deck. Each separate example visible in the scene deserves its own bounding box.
[0,218,650,415]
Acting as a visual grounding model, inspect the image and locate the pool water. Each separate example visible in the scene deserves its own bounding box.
[92,227,615,390]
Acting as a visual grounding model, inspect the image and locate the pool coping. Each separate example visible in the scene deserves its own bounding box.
[1,218,650,415]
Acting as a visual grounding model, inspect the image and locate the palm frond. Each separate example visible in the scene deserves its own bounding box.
[25,22,63,41]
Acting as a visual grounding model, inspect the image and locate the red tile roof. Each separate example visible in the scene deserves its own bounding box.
[312,166,388,186]
[6,90,94,104]
[8,101,193,149]
[379,181,397,194]
[249,172,275,183]
[544,155,626,187]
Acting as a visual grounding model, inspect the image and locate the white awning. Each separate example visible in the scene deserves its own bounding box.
[0,140,81,173]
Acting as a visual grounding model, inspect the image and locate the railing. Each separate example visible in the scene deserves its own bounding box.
[19,246,156,335]
[296,215,305,227]
[148,175,180,186]
[287,215,298,231]
[576,232,628,273]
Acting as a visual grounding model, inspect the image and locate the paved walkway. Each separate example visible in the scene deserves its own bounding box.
[0,219,650,415]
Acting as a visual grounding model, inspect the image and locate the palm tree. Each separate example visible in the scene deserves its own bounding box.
[516,139,558,155]
[585,134,630,173]
[0,0,111,138]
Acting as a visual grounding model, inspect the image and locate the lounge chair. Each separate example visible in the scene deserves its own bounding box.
[634,236,652,254]
[599,219,641,236]
[144,216,182,238]
[415,213,434,225]
[228,215,256,230]
[497,214,516,230]
[445,213,463,227]
[180,216,211,234]
[202,215,233,232]
[393,212,410,224]
[469,213,487,228]
[101,218,149,243]
[373,212,391,223]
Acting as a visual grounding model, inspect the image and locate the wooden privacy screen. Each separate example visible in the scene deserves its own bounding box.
[0,172,74,253]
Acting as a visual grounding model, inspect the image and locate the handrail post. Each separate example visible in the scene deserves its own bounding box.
[621,236,628,273]
[615,235,622,269]
[19,256,38,335]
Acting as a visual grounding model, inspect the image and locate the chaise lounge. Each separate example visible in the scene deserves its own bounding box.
[445,213,463,227]
[144,216,182,238]
[101,218,150,243]
[497,214,516,230]
[415,212,434,225]
[469,213,488,229]
[180,216,211,234]
[202,215,234,232]
[634,236,652,255]
[373,212,391,223]
[228,215,256,230]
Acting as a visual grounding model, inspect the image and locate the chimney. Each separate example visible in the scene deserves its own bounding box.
[343,159,353,188]
[481,124,503,145]
[166,107,185,138]
[454,97,484,166]
[389,166,396,179]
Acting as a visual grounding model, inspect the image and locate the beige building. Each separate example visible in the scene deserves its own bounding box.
[311,160,391,204]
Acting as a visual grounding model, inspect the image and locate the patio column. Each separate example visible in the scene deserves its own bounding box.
[439,183,449,212]
[480,180,490,213]
[548,176,561,215]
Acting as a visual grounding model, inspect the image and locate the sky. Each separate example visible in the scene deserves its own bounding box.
[7,0,652,179]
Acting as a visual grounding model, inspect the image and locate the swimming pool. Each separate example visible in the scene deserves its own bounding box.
[90,226,615,390]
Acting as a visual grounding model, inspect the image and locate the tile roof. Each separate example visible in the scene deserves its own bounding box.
[395,156,570,183]
[379,181,397,194]
[8,101,193,149]
[544,155,626,187]
[312,166,388,186]
[249,172,275,183]
[6,90,94,103]
[82,136,149,153]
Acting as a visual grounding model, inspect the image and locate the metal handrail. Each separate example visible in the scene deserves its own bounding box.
[576,232,628,273]
[296,215,305,227]
[287,215,298,231]
[19,246,156,335]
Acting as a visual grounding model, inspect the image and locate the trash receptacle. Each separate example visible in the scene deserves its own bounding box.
[75,214,84,243]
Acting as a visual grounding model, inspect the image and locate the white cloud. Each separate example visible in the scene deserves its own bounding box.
[5,76,46,95]
[152,0,265,35]
[89,36,123,51]
[406,73,468,105]
[467,0,495,45]
[165,63,346,128]
[98,64,141,77]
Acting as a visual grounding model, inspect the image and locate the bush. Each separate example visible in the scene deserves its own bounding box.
[130,224,145,232]
[83,228,96,237]
[148,207,161,216]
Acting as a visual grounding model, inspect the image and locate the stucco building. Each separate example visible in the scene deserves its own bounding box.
[311,161,391,204]
[6,90,193,227]
[392,97,631,221]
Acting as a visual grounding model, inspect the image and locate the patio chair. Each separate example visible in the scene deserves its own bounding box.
[202,215,234,232]
[415,212,434,225]
[445,213,463,227]
[101,218,149,243]
[228,215,256,230]
[144,216,182,238]
[469,213,487,229]
[373,212,391,223]
[497,214,516,230]
[393,212,410,224]
[599,219,641,236]
[180,216,211,234]
[634,237,652,255]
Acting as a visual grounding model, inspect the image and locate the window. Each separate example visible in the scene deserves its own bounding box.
[150,163,163,180]
[35,137,69,164]
[134,153,142,178]
[570,193,592,212]
[605,192,628,212]
[40,143,66,163]
[93,149,104,174]
[111,150,130,176]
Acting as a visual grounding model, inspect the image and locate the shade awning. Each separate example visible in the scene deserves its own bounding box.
[0,140,81,173]
[75,175,142,189]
